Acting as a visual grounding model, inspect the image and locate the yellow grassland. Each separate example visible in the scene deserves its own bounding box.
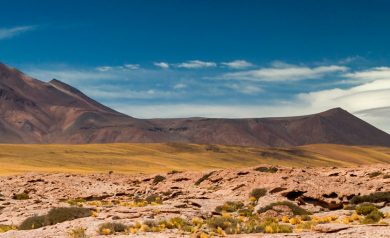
[0,143,388,175]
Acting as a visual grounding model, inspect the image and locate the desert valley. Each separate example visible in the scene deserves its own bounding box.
[1,1,390,237]
[0,62,389,237]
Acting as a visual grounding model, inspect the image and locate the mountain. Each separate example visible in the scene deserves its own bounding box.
[1,62,390,147]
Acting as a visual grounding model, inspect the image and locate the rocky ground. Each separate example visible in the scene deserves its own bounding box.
[0,165,389,237]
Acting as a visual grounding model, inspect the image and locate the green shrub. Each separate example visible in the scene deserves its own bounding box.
[258,201,311,215]
[355,204,378,215]
[45,207,91,225]
[67,198,87,206]
[240,218,264,233]
[207,216,240,234]
[12,192,29,200]
[254,167,278,173]
[195,171,215,185]
[68,227,88,238]
[300,214,312,221]
[158,217,192,231]
[0,224,17,233]
[145,194,162,204]
[238,208,254,217]
[98,222,127,235]
[19,215,46,230]
[361,210,384,224]
[350,192,390,204]
[215,201,244,213]
[19,207,92,230]
[250,188,267,200]
[264,222,292,233]
[153,175,166,184]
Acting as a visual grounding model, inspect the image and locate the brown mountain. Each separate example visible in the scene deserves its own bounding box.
[1,62,390,147]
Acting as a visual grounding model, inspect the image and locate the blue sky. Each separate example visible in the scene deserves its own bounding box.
[1,0,390,132]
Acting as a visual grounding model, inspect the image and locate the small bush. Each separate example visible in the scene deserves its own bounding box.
[153,175,166,184]
[68,227,88,238]
[361,210,384,224]
[250,188,267,201]
[12,192,29,200]
[19,207,92,230]
[145,194,162,204]
[296,221,316,230]
[45,207,91,225]
[254,166,278,173]
[158,217,192,231]
[207,216,240,234]
[300,214,312,221]
[0,224,17,233]
[98,222,127,235]
[195,171,215,185]
[264,223,292,233]
[215,201,244,213]
[238,208,254,217]
[19,215,46,230]
[350,192,390,204]
[383,174,390,179]
[355,204,378,215]
[67,198,87,206]
[258,201,311,215]
[368,171,382,178]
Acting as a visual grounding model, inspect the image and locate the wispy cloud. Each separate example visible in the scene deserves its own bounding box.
[344,67,390,83]
[226,83,262,94]
[154,62,170,69]
[96,64,140,72]
[221,60,254,69]
[0,25,37,40]
[176,60,217,69]
[85,85,178,100]
[124,64,140,70]
[173,83,187,89]
[220,64,348,82]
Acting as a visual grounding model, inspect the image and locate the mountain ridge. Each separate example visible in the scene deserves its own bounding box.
[1,62,390,147]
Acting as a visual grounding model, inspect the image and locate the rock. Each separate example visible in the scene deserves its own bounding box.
[314,224,351,233]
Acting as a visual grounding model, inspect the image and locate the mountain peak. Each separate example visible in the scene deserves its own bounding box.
[0,63,389,146]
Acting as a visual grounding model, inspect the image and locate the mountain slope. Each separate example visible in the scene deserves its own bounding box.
[1,62,390,147]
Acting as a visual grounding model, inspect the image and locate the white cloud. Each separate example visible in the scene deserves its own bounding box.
[28,68,115,82]
[112,67,390,133]
[124,64,140,70]
[221,64,348,82]
[221,60,254,69]
[96,64,140,72]
[226,83,262,94]
[343,67,390,83]
[176,60,217,69]
[85,86,178,100]
[0,25,37,40]
[338,56,365,65]
[173,83,187,89]
[154,62,170,69]
[96,66,113,72]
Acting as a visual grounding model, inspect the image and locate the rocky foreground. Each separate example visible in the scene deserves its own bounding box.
[0,165,389,237]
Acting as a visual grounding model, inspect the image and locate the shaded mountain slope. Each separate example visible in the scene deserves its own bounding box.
[1,62,390,147]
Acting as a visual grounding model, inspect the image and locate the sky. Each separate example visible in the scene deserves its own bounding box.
[1,0,390,133]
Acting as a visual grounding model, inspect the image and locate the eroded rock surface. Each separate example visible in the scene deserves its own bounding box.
[0,165,389,237]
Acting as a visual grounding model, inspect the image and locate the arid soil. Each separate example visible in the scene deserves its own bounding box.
[0,165,389,237]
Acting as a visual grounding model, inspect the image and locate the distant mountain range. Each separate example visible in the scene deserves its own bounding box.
[1,62,390,147]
